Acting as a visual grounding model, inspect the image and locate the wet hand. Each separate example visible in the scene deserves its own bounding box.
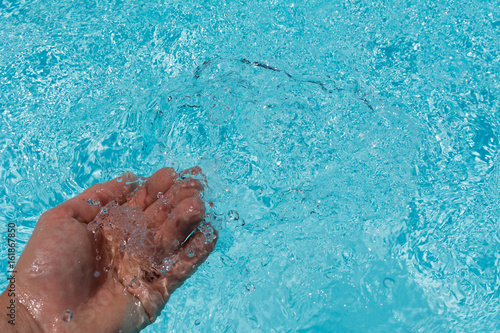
[2,167,217,332]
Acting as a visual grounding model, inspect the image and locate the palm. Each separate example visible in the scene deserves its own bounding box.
[13,168,216,332]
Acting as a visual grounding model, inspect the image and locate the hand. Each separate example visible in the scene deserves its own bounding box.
[0,167,217,332]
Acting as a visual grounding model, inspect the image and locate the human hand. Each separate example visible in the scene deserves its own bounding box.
[1,167,217,332]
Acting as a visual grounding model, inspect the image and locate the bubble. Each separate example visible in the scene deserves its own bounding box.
[157,192,164,199]
[194,319,201,326]
[96,255,101,261]
[383,278,395,289]
[61,309,73,322]
[101,208,108,214]
[187,251,195,258]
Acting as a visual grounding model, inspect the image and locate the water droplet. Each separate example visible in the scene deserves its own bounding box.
[383,278,395,289]
[325,269,335,279]
[163,259,174,272]
[194,319,201,326]
[187,251,195,258]
[61,309,73,322]
[93,271,100,278]
[103,266,110,272]
[157,192,164,199]
[96,255,101,261]
[120,239,127,253]
[87,199,94,206]
[101,208,108,214]
[117,178,123,183]
[128,278,140,289]
[228,210,239,221]
[245,284,255,292]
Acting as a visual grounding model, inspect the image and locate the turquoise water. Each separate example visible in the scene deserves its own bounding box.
[1,0,499,331]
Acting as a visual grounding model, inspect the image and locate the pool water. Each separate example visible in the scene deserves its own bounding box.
[1,0,500,331]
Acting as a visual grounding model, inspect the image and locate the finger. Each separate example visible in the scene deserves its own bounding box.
[156,197,206,246]
[143,178,204,224]
[167,224,218,291]
[165,177,204,206]
[60,171,138,223]
[126,167,177,210]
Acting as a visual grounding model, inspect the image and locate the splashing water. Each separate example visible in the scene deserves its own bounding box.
[87,195,207,289]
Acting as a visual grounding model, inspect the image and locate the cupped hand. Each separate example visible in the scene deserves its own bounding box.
[6,167,217,333]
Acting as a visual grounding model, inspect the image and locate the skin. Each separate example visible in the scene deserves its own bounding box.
[0,167,217,332]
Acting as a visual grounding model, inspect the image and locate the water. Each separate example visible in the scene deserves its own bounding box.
[0,0,499,331]
[61,309,73,322]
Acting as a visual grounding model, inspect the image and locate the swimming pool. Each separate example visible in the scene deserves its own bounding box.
[1,0,499,331]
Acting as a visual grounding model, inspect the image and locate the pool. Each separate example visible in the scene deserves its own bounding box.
[1,0,499,331]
